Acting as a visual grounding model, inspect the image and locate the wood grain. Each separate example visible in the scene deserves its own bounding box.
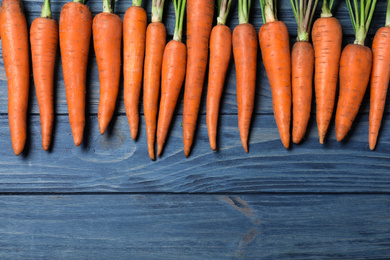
[0,113,389,193]
[1,194,389,259]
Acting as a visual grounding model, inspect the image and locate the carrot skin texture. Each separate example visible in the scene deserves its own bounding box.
[335,44,373,142]
[93,12,122,135]
[233,23,257,153]
[183,0,214,158]
[259,21,291,149]
[144,22,166,160]
[206,24,231,151]
[0,0,29,155]
[156,41,187,157]
[123,6,147,140]
[59,2,92,147]
[369,27,390,150]
[312,17,342,144]
[292,41,314,144]
[30,17,58,151]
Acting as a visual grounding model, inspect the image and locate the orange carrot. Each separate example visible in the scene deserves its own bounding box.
[335,0,376,142]
[368,2,390,150]
[30,0,58,151]
[312,1,342,144]
[123,0,147,140]
[156,0,187,157]
[259,1,291,148]
[206,0,232,151]
[0,0,29,155]
[289,0,318,144]
[232,1,257,153]
[59,0,92,146]
[143,0,166,160]
[182,0,214,158]
[93,0,122,135]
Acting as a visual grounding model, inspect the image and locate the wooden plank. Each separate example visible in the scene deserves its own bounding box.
[1,113,390,193]
[0,1,387,114]
[0,194,389,259]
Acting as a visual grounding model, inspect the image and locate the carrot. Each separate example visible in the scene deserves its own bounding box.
[123,0,147,140]
[59,0,92,146]
[368,1,390,150]
[206,0,232,151]
[289,0,318,144]
[182,0,214,158]
[143,0,166,160]
[30,0,58,151]
[156,0,187,157]
[93,0,122,135]
[259,0,291,148]
[232,0,257,153]
[335,0,377,142]
[311,0,342,144]
[0,0,29,155]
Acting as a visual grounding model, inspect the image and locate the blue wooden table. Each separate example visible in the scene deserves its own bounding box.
[1,0,390,258]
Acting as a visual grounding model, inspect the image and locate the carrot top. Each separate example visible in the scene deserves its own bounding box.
[41,0,53,18]
[173,0,186,42]
[259,0,278,23]
[217,0,233,25]
[320,0,334,17]
[346,0,377,45]
[133,0,142,7]
[152,0,165,22]
[73,0,86,3]
[102,0,115,13]
[238,0,251,24]
[289,0,319,41]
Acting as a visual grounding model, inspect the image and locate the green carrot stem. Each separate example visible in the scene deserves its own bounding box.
[321,0,332,17]
[133,0,142,7]
[103,0,113,13]
[73,0,84,4]
[152,0,165,22]
[41,0,52,18]
[290,0,319,42]
[173,0,186,42]
[217,0,233,25]
[238,0,251,24]
[346,0,377,45]
[259,0,276,23]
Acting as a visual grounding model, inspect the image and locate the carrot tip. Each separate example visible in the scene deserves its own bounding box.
[73,136,83,147]
[281,137,290,149]
[292,136,302,144]
[242,142,248,153]
[369,143,376,151]
[157,145,162,158]
[319,136,324,144]
[184,149,190,158]
[130,130,138,140]
[42,143,50,151]
[210,143,217,151]
[99,125,107,135]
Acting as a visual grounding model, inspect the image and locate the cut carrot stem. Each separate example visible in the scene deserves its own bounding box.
[182,0,214,158]
[93,0,122,135]
[59,0,92,146]
[206,0,232,151]
[0,0,30,155]
[31,0,58,150]
[156,0,187,157]
[368,0,390,150]
[123,1,147,140]
[144,0,166,160]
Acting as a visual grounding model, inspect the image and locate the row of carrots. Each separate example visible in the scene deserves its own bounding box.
[0,0,389,159]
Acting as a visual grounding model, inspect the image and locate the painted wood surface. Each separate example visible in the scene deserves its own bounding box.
[0,0,389,258]
[1,194,390,259]
[0,114,390,193]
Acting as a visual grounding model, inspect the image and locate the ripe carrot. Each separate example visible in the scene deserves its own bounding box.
[156,0,187,157]
[143,0,166,160]
[289,0,318,144]
[0,0,29,155]
[182,0,214,158]
[369,1,390,150]
[123,0,147,140]
[311,0,342,143]
[232,1,257,153]
[259,0,291,148]
[59,0,92,146]
[206,0,232,151]
[335,0,377,142]
[30,0,58,151]
[93,0,122,135]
